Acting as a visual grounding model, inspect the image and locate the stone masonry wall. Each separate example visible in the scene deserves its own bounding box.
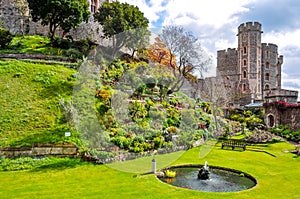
[0,0,105,44]
[0,144,79,158]
[265,103,300,131]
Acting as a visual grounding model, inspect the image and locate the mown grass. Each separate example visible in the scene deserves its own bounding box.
[0,141,298,199]
[0,60,80,147]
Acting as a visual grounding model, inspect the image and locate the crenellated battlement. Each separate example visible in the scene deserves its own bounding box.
[238,21,262,33]
[217,48,237,56]
[262,43,278,51]
[217,21,298,105]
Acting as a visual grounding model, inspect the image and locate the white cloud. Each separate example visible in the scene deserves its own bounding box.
[263,29,300,55]
[119,0,166,28]
[214,39,236,52]
[120,0,300,99]
[162,0,254,28]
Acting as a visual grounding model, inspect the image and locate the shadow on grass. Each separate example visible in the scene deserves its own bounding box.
[31,158,87,172]
[246,149,276,157]
[8,126,78,147]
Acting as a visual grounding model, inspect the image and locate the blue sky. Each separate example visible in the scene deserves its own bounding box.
[120,0,300,98]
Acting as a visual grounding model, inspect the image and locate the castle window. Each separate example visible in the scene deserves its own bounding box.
[265,84,270,90]
[243,71,247,78]
[90,0,98,13]
[243,60,247,66]
[242,84,246,92]
[266,62,270,69]
[267,114,275,127]
[265,73,270,81]
[243,47,247,54]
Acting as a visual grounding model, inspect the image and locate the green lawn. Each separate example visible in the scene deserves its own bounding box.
[0,141,298,199]
[0,60,80,147]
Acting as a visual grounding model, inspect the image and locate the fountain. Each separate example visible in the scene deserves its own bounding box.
[198,161,210,180]
[157,163,257,192]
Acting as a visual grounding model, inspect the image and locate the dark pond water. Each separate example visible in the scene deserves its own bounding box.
[159,167,256,192]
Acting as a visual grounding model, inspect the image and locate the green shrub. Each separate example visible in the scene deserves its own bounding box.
[129,100,147,122]
[282,129,291,136]
[153,137,163,149]
[89,150,116,159]
[0,28,13,49]
[110,136,132,149]
[162,141,174,150]
[72,39,90,55]
[52,37,71,49]
[65,48,83,59]
[231,114,244,122]
[166,126,178,134]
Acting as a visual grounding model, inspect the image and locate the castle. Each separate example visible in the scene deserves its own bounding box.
[1,3,298,107]
[88,0,116,13]
[0,0,115,41]
[217,21,298,105]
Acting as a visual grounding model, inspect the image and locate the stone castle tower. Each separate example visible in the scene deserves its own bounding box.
[217,21,297,105]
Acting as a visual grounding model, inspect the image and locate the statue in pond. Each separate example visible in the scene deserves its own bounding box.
[198,161,210,180]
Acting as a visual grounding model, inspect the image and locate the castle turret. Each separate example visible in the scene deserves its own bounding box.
[261,43,283,92]
[237,22,263,103]
[216,21,298,106]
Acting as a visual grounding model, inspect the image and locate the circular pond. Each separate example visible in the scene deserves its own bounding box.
[158,164,257,192]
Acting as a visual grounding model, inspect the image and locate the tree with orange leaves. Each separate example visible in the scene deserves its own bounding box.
[147,37,176,67]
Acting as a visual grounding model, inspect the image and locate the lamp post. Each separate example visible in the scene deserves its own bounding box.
[152,158,156,174]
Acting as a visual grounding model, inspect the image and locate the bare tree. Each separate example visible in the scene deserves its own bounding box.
[199,75,233,134]
[159,25,211,93]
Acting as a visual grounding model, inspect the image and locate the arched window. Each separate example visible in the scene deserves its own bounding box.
[242,84,246,92]
[266,62,270,69]
[243,71,247,78]
[243,47,247,54]
[265,73,270,81]
[243,60,247,66]
[265,84,270,90]
[267,114,275,127]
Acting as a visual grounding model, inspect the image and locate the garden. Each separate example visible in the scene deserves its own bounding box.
[0,141,299,199]
[0,4,299,197]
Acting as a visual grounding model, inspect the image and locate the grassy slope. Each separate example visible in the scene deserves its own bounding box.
[0,35,66,56]
[0,59,79,147]
[0,141,298,199]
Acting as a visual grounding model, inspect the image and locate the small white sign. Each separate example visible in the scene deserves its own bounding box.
[65,132,71,137]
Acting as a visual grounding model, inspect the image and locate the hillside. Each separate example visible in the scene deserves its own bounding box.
[0,59,80,147]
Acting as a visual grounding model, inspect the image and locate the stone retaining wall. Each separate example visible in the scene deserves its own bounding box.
[0,144,79,158]
[0,53,76,63]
